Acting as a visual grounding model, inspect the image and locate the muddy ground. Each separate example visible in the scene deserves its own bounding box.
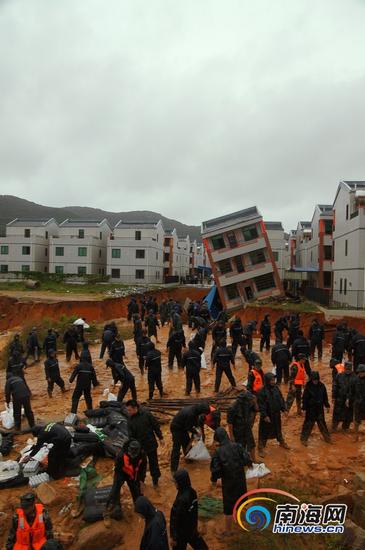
[0,315,364,549]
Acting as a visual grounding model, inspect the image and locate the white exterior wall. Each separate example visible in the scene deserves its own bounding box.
[267,228,286,280]
[0,221,59,273]
[49,222,109,275]
[176,236,190,279]
[107,222,164,284]
[332,185,365,307]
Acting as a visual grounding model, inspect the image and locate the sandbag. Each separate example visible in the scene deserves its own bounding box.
[245,462,271,479]
[83,485,122,523]
[185,439,211,461]
[87,416,108,429]
[73,432,100,444]
[0,406,14,430]
[99,401,123,410]
[84,408,108,418]
[0,472,28,490]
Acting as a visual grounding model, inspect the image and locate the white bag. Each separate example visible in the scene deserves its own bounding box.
[32,444,53,462]
[246,462,271,479]
[103,389,117,401]
[0,405,14,430]
[185,439,211,461]
[201,353,207,370]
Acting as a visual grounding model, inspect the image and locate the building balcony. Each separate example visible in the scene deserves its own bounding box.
[210,236,266,262]
[218,261,273,287]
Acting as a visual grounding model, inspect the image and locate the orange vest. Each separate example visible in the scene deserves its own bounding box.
[335,363,345,374]
[204,406,217,429]
[14,504,46,550]
[121,454,142,480]
[293,362,305,385]
[252,369,263,392]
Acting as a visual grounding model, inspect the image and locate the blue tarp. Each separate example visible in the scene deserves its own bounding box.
[203,285,221,320]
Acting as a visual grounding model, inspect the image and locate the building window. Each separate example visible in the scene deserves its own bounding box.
[339,278,343,294]
[242,225,258,242]
[0,245,8,255]
[78,266,87,275]
[346,205,349,220]
[136,249,145,259]
[55,266,64,274]
[21,265,30,272]
[164,252,170,262]
[112,248,121,259]
[45,231,48,239]
[136,269,145,280]
[156,271,160,279]
[22,246,31,255]
[78,247,87,257]
[234,255,245,273]
[156,252,158,260]
[324,220,333,235]
[0,265,8,273]
[211,234,225,250]
[344,278,347,295]
[324,246,332,260]
[273,251,279,262]
[99,232,102,240]
[24,229,30,238]
[249,249,266,265]
[78,229,85,239]
[164,238,170,246]
[254,272,276,291]
[45,248,48,257]
[345,240,348,257]
[226,232,238,248]
[135,231,141,241]
[111,268,120,278]
[55,247,64,257]
[99,249,102,258]
[225,284,239,300]
[218,259,232,274]
[323,271,332,288]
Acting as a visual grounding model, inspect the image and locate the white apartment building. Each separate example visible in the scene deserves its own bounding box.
[0,218,59,274]
[176,235,191,281]
[332,181,365,308]
[49,219,110,276]
[265,221,287,280]
[202,207,283,311]
[163,229,178,282]
[107,220,164,284]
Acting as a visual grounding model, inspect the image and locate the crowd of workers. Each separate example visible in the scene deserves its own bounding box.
[3,295,365,549]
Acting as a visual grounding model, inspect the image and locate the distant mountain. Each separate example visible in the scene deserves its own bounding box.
[0,195,202,241]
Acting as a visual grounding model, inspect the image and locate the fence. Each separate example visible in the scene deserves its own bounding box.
[303,287,365,310]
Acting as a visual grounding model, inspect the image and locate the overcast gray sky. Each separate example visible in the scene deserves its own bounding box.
[1,0,365,231]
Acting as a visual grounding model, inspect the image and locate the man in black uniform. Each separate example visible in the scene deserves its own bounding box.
[257,372,289,457]
[69,360,99,413]
[9,334,24,356]
[29,423,71,479]
[109,334,126,364]
[145,342,163,400]
[332,361,356,432]
[351,364,365,441]
[44,349,66,398]
[229,316,245,358]
[170,403,210,474]
[332,325,346,363]
[287,315,300,351]
[126,399,164,487]
[260,314,271,352]
[227,390,257,461]
[133,314,143,352]
[213,340,236,393]
[79,341,92,365]
[43,329,59,358]
[271,338,291,384]
[309,319,324,360]
[145,310,160,343]
[7,351,27,380]
[135,496,169,550]
[170,469,208,550]
[99,324,115,359]
[292,330,310,360]
[25,328,40,363]
[300,371,331,446]
[106,359,137,401]
[182,341,202,395]
[274,316,288,343]
[243,320,257,351]
[63,325,79,362]
[5,374,35,431]
[166,329,186,370]
[159,300,169,327]
[127,298,139,321]
[211,321,227,361]
[136,330,152,375]
[211,427,253,536]
[351,331,365,372]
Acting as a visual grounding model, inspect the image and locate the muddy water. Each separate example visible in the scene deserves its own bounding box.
[0,323,364,549]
